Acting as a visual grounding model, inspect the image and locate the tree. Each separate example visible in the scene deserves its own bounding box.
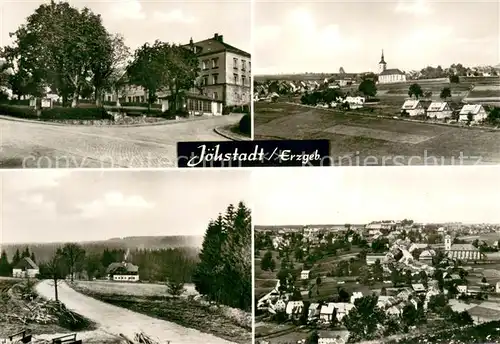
[380,287,387,296]
[60,243,86,282]
[305,330,319,344]
[358,79,377,98]
[372,259,384,282]
[358,265,372,285]
[84,253,103,280]
[343,295,385,341]
[405,270,413,286]
[0,251,11,276]
[269,259,276,272]
[408,83,423,99]
[440,87,452,100]
[338,288,350,302]
[449,75,460,83]
[12,249,21,267]
[167,277,186,297]
[316,276,322,286]
[402,304,418,327]
[428,294,447,313]
[261,251,273,271]
[391,269,401,287]
[5,1,115,107]
[45,249,68,302]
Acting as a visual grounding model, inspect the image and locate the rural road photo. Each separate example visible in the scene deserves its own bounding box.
[0,170,252,344]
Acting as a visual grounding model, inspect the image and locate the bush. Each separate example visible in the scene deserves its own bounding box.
[0,104,38,119]
[103,101,161,108]
[40,107,114,121]
[0,99,31,106]
[222,106,232,115]
[238,113,251,137]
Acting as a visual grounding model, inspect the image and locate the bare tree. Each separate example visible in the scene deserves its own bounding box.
[61,243,86,282]
[46,249,67,302]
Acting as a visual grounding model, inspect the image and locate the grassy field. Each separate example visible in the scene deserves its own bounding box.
[72,281,252,344]
[74,280,198,297]
[254,102,500,165]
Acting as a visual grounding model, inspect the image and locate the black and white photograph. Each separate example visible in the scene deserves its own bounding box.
[253,167,500,344]
[253,0,500,166]
[0,170,252,343]
[0,0,251,169]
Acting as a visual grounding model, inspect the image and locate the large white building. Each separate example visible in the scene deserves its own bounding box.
[377,50,407,84]
[444,235,484,261]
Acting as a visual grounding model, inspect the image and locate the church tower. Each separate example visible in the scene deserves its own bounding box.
[444,234,452,251]
[378,49,387,74]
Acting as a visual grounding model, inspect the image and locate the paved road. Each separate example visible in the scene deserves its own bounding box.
[0,114,242,168]
[35,280,235,344]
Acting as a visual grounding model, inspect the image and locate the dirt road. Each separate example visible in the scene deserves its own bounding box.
[35,280,235,344]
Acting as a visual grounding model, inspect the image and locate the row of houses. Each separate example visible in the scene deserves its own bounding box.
[11,257,139,282]
[401,100,488,122]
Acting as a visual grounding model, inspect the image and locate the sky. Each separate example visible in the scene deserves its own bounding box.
[252,167,500,225]
[0,169,251,243]
[0,0,250,53]
[254,0,499,74]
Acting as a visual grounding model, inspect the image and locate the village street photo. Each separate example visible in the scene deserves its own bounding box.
[253,167,500,344]
[0,0,251,168]
[253,1,500,165]
[0,170,252,343]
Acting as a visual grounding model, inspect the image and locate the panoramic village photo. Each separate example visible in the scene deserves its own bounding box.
[253,0,500,165]
[253,167,500,344]
[0,0,251,168]
[0,170,252,343]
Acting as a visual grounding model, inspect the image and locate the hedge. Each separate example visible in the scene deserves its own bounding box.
[223,104,250,115]
[103,101,162,108]
[0,104,38,119]
[0,104,114,121]
[238,113,251,136]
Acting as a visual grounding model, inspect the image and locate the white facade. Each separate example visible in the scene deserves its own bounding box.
[401,100,426,117]
[12,268,39,278]
[379,73,407,84]
[112,274,139,282]
[427,102,453,119]
[300,270,311,280]
[459,104,488,122]
[445,235,452,251]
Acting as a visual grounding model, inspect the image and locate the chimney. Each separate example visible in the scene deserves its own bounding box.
[213,33,223,42]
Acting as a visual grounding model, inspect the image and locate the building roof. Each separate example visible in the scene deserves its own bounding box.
[309,302,321,311]
[332,302,355,313]
[380,68,404,76]
[285,301,304,314]
[450,244,478,251]
[412,283,426,292]
[401,99,422,110]
[459,104,485,115]
[427,102,450,112]
[320,303,335,314]
[14,257,39,270]
[106,262,139,274]
[186,33,250,58]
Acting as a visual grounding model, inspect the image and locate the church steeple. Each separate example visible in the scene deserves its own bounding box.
[378,49,387,74]
[379,49,386,64]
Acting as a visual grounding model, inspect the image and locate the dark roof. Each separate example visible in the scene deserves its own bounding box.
[106,262,139,274]
[380,68,405,76]
[185,34,250,58]
[14,257,39,270]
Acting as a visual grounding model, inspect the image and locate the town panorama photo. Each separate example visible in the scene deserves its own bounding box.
[253,0,500,166]
[0,0,251,168]
[253,167,500,344]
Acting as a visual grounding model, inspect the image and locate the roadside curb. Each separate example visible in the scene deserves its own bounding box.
[214,125,251,141]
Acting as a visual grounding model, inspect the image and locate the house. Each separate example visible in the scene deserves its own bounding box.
[332,302,355,322]
[285,301,304,318]
[350,291,363,304]
[319,303,336,323]
[159,92,223,116]
[458,104,488,122]
[274,299,287,312]
[106,262,140,282]
[308,303,321,322]
[427,102,453,119]
[419,249,435,265]
[345,96,365,109]
[301,270,311,280]
[444,235,484,262]
[401,100,425,117]
[12,257,39,278]
[366,254,386,265]
[412,283,426,293]
[457,285,468,295]
[377,50,407,84]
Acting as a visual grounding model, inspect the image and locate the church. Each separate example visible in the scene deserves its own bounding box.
[377,50,407,84]
[444,235,484,262]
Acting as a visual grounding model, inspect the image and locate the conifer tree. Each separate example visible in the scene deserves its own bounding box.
[0,251,11,276]
[12,249,21,266]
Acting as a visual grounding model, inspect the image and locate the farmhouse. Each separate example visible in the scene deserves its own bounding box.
[308,303,321,322]
[427,102,453,119]
[458,104,488,122]
[12,257,39,278]
[345,96,365,109]
[285,301,304,318]
[444,235,484,261]
[320,303,335,323]
[106,262,140,282]
[300,270,311,280]
[377,50,406,84]
[401,100,426,117]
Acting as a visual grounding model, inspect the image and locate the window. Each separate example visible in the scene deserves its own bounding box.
[233,58,238,69]
[212,74,218,84]
[203,76,209,85]
[212,58,219,68]
[107,96,111,102]
[203,100,211,112]
[249,61,251,72]
[202,60,208,70]
[242,60,246,71]
[233,74,238,84]
[242,75,246,86]
[213,92,218,100]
